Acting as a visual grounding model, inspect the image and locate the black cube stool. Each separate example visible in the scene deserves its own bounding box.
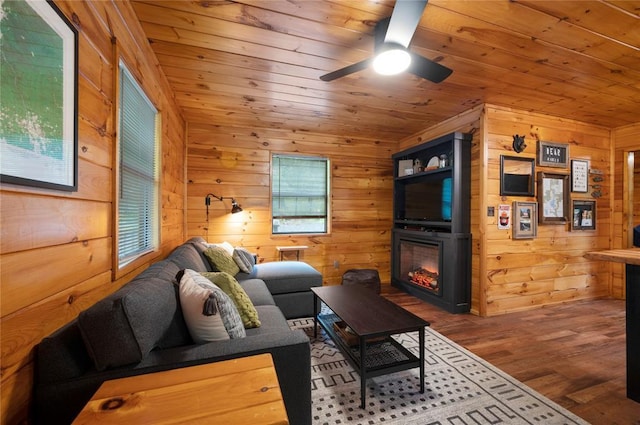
[341,269,381,294]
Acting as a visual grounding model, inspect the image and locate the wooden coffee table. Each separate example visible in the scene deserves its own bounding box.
[311,285,429,408]
[72,353,289,424]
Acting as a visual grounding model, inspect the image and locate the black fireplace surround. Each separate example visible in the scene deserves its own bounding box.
[392,229,471,313]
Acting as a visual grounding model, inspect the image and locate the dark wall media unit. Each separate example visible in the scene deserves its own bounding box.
[392,132,472,313]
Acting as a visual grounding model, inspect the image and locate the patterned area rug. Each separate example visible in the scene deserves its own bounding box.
[288,315,589,425]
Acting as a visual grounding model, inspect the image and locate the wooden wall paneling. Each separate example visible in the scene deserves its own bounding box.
[0,0,186,423]
[481,105,613,316]
[397,106,482,151]
[1,271,111,382]
[611,123,640,298]
[0,193,110,254]
[1,364,32,425]
[186,122,395,286]
[78,74,113,155]
[475,108,489,317]
[1,238,112,318]
[0,156,112,204]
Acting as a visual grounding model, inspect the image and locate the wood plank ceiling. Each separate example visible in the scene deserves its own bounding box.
[131,0,640,142]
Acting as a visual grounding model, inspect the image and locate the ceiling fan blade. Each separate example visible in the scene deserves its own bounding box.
[384,0,428,47]
[319,58,373,81]
[407,52,453,83]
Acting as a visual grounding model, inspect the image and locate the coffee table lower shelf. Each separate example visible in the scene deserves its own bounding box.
[317,312,422,407]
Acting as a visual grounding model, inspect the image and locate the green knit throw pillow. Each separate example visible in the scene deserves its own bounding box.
[200,272,261,329]
[203,246,240,276]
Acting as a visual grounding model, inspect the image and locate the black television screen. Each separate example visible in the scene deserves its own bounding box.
[400,177,451,222]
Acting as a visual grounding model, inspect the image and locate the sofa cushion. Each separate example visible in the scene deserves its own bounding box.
[239,278,277,306]
[184,237,216,272]
[133,259,181,283]
[232,247,255,273]
[179,269,246,341]
[201,272,261,329]
[36,321,93,383]
[244,305,290,337]
[203,246,240,276]
[238,261,322,295]
[130,260,192,349]
[169,243,211,272]
[78,277,176,371]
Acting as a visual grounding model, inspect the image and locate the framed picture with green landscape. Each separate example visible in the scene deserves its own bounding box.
[0,0,78,191]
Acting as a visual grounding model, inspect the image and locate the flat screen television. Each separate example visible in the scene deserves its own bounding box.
[398,176,452,223]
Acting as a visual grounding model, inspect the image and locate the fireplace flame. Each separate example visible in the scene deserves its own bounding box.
[408,267,439,292]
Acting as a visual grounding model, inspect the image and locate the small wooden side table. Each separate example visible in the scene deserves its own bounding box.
[73,353,289,424]
[276,245,308,261]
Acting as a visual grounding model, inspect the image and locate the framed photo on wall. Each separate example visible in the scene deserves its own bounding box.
[572,200,596,230]
[537,172,570,224]
[0,0,78,191]
[512,201,537,239]
[500,155,535,197]
[571,159,589,193]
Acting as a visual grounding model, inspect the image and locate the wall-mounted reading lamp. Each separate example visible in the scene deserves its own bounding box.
[205,193,243,220]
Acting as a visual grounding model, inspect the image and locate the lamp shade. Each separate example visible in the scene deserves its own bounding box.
[231,199,243,214]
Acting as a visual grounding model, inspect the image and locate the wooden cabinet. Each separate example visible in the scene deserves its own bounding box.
[391,132,472,313]
[392,132,471,234]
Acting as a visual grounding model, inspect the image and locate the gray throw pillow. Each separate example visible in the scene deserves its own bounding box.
[232,247,255,273]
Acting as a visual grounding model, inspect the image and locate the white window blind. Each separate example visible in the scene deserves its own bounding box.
[272,155,329,234]
[117,63,159,267]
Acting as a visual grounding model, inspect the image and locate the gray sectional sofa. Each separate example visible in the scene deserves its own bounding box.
[34,237,322,425]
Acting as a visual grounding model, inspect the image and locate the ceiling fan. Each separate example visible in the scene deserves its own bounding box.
[319,0,452,83]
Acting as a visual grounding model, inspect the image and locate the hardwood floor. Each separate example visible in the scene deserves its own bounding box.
[381,287,640,425]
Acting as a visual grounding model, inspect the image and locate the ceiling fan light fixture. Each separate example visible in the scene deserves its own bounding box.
[372,47,411,76]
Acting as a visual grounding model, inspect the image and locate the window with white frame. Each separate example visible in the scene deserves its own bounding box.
[116,62,160,268]
[271,154,329,234]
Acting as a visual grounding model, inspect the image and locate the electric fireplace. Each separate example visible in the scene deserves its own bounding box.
[399,240,442,296]
[392,229,471,313]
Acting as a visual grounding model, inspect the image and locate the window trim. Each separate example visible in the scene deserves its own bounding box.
[112,59,162,280]
[270,153,330,236]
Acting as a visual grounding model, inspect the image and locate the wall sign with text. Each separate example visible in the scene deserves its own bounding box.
[571,159,589,193]
[537,141,569,168]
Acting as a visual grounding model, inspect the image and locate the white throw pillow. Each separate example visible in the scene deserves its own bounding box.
[202,241,235,256]
[179,269,231,343]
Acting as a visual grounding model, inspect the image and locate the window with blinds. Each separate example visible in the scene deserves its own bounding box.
[117,62,160,267]
[272,155,329,234]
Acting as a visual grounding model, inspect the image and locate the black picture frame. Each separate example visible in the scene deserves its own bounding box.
[500,156,535,197]
[537,172,570,224]
[572,200,596,230]
[0,0,78,191]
